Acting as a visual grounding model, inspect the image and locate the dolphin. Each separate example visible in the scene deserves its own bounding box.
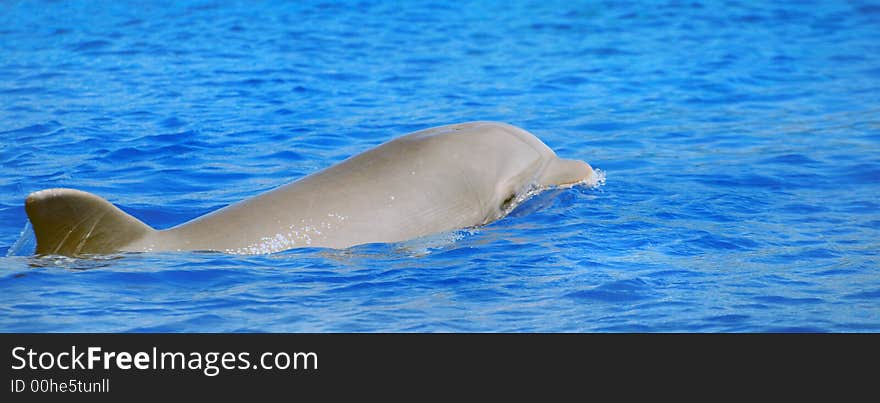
[24,121,595,256]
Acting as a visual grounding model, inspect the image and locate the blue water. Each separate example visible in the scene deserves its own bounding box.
[1,0,879,332]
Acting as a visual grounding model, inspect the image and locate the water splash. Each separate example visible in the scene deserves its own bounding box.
[393,229,474,257]
[590,168,607,189]
[6,222,35,257]
[573,168,606,190]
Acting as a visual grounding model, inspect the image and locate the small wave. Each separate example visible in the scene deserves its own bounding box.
[566,278,655,303]
[394,229,474,257]
[6,222,34,257]
[26,254,125,270]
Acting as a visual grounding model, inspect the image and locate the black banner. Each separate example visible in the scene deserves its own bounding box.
[0,333,873,400]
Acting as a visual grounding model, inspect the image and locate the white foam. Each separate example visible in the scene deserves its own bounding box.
[568,168,606,189]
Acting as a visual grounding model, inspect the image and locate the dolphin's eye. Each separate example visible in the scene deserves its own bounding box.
[501,193,516,209]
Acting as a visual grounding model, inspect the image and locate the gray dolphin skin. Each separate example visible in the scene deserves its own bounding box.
[25,121,596,256]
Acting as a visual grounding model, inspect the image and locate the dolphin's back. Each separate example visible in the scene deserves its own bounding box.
[25,188,155,256]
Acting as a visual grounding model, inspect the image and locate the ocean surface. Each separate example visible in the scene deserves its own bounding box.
[1,0,878,332]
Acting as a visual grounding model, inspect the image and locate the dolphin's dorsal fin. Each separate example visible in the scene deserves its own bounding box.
[25,188,154,256]
[538,158,594,188]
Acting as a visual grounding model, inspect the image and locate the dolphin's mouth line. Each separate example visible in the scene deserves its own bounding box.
[556,168,605,189]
